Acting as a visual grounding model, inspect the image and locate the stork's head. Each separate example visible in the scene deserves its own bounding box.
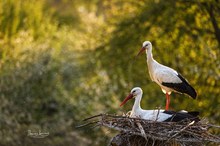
[120,87,143,106]
[137,41,152,56]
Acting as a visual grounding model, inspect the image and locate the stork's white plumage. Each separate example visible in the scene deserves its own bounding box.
[120,87,199,122]
[137,41,197,110]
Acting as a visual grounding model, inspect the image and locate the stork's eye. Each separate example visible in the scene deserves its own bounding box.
[145,44,149,47]
[132,90,136,93]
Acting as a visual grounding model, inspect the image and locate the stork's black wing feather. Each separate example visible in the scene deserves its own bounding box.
[162,73,197,99]
[163,110,200,122]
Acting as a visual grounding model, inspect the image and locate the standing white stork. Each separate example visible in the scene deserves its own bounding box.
[137,41,197,110]
[120,87,199,122]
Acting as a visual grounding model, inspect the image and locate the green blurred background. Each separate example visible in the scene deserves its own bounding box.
[0,0,219,145]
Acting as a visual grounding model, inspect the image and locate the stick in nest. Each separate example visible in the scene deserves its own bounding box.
[136,122,147,140]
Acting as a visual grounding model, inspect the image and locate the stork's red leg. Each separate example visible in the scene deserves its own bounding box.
[165,93,170,110]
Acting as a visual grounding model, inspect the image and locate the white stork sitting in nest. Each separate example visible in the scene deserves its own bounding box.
[120,87,199,122]
[136,41,197,110]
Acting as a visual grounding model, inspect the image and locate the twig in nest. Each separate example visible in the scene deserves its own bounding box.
[136,122,147,140]
[76,120,99,128]
[207,124,220,128]
[155,108,161,121]
[82,114,102,121]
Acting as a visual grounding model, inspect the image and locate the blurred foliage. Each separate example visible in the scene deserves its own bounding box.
[0,0,219,145]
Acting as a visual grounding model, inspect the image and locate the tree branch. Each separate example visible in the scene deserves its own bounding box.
[204,3,220,47]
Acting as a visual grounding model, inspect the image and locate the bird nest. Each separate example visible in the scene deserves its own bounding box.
[79,114,220,146]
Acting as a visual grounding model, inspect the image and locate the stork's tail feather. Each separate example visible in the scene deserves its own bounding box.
[185,84,197,99]
[187,111,199,117]
[177,73,197,99]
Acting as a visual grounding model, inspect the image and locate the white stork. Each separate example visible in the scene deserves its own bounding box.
[120,87,199,122]
[137,41,197,110]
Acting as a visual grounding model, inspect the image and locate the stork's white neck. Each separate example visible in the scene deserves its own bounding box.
[146,45,153,61]
[145,45,156,81]
[132,93,143,113]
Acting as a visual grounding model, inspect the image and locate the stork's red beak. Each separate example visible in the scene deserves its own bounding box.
[136,47,146,56]
[120,93,134,107]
